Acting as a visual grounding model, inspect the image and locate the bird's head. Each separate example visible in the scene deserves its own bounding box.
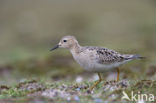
[50,35,78,51]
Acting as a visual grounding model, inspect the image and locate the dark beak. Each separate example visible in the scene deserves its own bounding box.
[50,45,59,51]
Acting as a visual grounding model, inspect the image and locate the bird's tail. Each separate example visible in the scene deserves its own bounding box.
[132,54,145,59]
[123,54,145,60]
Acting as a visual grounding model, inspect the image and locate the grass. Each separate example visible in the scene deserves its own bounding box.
[0,79,155,103]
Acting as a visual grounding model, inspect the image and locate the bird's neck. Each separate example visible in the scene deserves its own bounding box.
[70,43,81,54]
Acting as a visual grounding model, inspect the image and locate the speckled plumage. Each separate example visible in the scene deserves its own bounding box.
[82,46,137,64]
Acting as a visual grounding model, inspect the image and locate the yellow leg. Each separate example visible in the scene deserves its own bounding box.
[89,73,102,91]
[117,67,120,81]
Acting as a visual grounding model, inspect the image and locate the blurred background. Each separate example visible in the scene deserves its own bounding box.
[0,0,156,85]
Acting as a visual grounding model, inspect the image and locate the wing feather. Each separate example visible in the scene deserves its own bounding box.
[82,46,125,64]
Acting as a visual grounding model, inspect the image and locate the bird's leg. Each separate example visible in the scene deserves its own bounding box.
[116,67,120,81]
[89,73,102,91]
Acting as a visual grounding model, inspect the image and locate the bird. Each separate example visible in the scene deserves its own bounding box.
[50,35,144,91]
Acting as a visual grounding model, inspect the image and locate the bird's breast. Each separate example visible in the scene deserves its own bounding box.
[71,51,97,71]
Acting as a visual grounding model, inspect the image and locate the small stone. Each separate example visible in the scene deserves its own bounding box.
[75,88,80,91]
[94,98,103,103]
[67,97,71,101]
[74,96,80,102]
[76,76,83,83]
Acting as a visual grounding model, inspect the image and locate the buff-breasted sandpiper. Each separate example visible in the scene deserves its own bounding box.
[50,36,144,91]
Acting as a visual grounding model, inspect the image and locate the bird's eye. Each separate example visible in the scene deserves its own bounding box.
[63,40,67,42]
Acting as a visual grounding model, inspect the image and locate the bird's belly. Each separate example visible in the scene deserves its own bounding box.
[76,59,127,72]
[87,60,130,72]
[75,58,115,72]
[83,62,116,72]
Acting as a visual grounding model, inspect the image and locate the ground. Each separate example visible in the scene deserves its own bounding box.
[0,79,155,103]
[0,55,155,103]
